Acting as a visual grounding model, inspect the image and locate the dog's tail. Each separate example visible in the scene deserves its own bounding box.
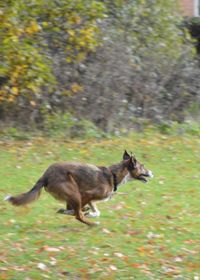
[5,177,46,206]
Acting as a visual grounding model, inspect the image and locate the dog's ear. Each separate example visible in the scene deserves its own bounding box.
[123,150,131,160]
[128,156,137,169]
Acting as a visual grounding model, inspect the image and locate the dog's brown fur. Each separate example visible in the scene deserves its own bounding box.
[6,151,153,226]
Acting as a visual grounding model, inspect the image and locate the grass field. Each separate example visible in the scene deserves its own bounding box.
[0,132,199,280]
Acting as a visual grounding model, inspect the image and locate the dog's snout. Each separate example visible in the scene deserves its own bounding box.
[148,170,154,178]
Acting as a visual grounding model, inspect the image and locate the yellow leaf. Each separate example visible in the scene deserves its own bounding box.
[26,22,41,34]
[74,15,81,24]
[42,22,49,27]
[66,57,72,63]
[68,30,75,37]
[71,83,83,93]
[79,40,86,47]
[11,87,19,95]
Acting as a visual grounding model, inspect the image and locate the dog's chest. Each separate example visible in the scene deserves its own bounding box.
[93,190,114,203]
[102,191,114,201]
[119,173,131,186]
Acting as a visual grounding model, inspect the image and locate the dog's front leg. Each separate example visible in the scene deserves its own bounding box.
[86,202,101,217]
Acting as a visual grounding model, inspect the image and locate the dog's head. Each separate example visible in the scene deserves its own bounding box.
[123,150,153,183]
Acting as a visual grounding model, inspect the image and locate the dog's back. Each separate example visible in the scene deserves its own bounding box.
[43,162,110,191]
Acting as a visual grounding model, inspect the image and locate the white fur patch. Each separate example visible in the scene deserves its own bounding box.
[4,195,11,201]
[119,173,131,186]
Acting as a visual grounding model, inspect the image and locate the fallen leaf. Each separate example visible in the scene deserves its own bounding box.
[174,257,183,263]
[127,230,141,236]
[37,263,47,271]
[114,252,124,258]
[147,232,161,239]
[131,263,141,268]
[109,265,117,271]
[43,246,61,252]
[102,228,111,234]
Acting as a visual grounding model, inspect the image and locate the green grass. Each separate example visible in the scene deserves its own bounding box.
[0,132,200,279]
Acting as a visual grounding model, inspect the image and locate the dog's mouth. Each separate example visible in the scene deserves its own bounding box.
[137,175,148,183]
[137,173,152,183]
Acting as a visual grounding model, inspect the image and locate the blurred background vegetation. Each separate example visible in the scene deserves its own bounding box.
[0,0,200,137]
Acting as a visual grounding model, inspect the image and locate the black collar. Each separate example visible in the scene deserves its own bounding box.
[112,172,118,192]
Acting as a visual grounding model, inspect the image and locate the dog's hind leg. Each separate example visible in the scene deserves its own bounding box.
[70,198,97,226]
[56,174,78,216]
[54,190,92,225]
[55,174,97,226]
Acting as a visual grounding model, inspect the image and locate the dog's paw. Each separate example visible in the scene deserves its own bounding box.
[86,211,101,218]
[57,209,75,215]
[57,208,65,214]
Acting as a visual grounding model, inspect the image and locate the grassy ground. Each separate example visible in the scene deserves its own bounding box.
[0,132,199,280]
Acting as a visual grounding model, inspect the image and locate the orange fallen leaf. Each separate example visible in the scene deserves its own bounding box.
[0,273,8,280]
[131,263,141,268]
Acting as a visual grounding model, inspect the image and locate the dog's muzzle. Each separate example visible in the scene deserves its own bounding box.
[137,170,154,183]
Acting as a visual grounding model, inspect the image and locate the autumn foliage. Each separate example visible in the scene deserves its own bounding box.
[0,0,104,103]
[0,0,199,130]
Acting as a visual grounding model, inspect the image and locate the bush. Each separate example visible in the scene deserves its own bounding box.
[0,0,199,133]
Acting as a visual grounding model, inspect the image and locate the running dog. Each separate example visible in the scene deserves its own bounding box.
[5,150,153,226]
